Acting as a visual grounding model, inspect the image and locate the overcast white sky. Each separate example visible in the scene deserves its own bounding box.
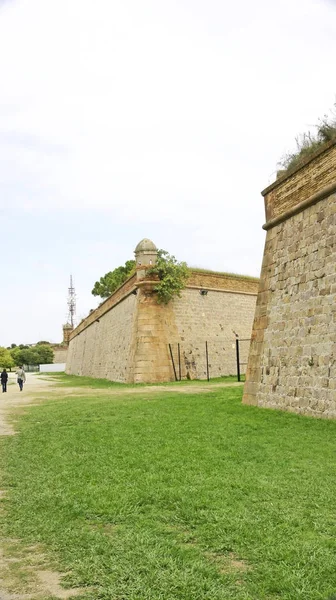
[0,0,335,346]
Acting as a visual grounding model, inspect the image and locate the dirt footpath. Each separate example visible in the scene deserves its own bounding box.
[0,373,55,436]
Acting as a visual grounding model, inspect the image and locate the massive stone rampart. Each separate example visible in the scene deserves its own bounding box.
[66,275,138,382]
[52,347,68,364]
[243,140,336,418]
[66,247,259,383]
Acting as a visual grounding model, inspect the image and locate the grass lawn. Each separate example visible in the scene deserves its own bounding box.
[0,382,335,599]
[38,372,243,387]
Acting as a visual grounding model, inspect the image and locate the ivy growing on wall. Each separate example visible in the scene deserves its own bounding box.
[148,249,189,304]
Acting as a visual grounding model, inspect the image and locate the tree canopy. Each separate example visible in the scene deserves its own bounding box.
[0,347,15,369]
[91,252,189,303]
[10,344,54,366]
[91,260,136,299]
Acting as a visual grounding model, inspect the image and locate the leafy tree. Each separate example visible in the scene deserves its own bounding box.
[10,344,54,366]
[35,344,54,364]
[11,347,33,366]
[10,347,24,366]
[23,350,38,366]
[92,260,136,299]
[0,347,15,370]
[148,250,189,304]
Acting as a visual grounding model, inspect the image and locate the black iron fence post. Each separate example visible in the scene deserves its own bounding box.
[235,337,241,382]
[177,343,181,381]
[169,343,178,382]
[205,341,210,381]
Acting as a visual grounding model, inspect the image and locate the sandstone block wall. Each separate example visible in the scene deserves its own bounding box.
[263,139,336,222]
[243,141,336,418]
[66,266,258,383]
[52,347,68,364]
[187,270,258,294]
[66,292,137,382]
[171,288,257,378]
[132,282,177,383]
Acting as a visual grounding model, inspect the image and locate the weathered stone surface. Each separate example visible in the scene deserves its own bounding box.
[171,288,257,379]
[243,142,336,418]
[263,139,336,221]
[66,292,137,382]
[52,347,68,363]
[66,255,258,384]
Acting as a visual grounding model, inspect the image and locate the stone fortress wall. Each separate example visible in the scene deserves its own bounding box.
[52,346,68,364]
[66,292,137,380]
[66,241,259,383]
[51,324,75,365]
[170,286,257,380]
[243,140,336,418]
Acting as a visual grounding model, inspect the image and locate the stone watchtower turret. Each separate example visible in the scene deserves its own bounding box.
[134,238,158,280]
[62,323,74,346]
[132,237,173,383]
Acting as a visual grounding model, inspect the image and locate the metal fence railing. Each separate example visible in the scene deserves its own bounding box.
[235,338,251,382]
[168,337,251,382]
[23,364,40,372]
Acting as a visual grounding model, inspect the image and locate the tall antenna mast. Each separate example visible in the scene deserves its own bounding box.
[67,275,76,327]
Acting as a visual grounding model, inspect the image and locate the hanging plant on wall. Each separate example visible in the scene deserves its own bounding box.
[148,250,189,304]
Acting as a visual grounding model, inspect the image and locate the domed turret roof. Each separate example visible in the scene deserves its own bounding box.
[134,238,157,253]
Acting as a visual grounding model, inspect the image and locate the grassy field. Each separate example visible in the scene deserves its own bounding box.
[38,372,243,387]
[0,380,335,599]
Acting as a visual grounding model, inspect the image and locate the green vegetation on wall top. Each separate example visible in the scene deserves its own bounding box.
[91,260,136,299]
[279,102,336,175]
[148,249,189,304]
[90,252,257,306]
[91,250,189,304]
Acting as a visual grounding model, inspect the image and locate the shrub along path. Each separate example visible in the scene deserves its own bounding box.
[0,374,335,599]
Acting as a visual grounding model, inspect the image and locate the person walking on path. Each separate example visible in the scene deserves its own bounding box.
[16,366,26,391]
[1,369,8,393]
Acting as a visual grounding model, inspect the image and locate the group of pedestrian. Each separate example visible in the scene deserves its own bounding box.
[0,367,26,393]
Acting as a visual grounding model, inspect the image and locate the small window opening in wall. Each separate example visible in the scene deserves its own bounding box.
[149,259,152,264]
[199,289,208,296]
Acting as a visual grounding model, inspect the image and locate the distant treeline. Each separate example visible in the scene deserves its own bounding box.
[0,343,54,369]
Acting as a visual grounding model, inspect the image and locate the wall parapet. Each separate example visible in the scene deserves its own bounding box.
[263,181,336,230]
[187,271,259,294]
[262,139,336,223]
[71,270,260,343]
[69,274,137,341]
[186,285,257,297]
